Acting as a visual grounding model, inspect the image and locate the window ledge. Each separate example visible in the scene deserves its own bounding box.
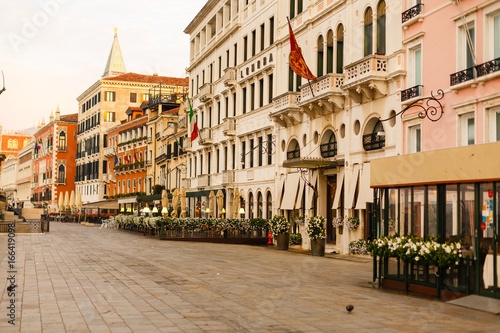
[403,15,423,29]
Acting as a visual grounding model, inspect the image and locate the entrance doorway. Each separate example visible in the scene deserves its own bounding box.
[326,176,336,244]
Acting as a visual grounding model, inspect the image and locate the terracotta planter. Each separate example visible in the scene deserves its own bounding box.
[310,238,325,256]
[276,233,289,250]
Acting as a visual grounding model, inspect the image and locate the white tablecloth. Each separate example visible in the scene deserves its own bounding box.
[483,254,500,288]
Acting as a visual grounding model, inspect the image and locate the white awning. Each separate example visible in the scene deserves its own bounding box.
[277,177,286,209]
[346,164,360,209]
[305,170,319,210]
[83,200,120,209]
[355,162,374,210]
[280,172,301,210]
[332,168,344,209]
[296,176,305,209]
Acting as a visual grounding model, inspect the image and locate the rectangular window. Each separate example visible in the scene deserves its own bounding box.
[409,125,421,153]
[104,111,115,122]
[497,112,500,141]
[105,91,116,102]
[216,149,220,173]
[224,146,228,170]
[467,117,475,145]
[267,134,272,165]
[234,43,238,66]
[226,49,230,68]
[233,93,236,117]
[413,46,422,87]
[250,139,254,168]
[494,14,500,58]
[130,92,137,103]
[216,102,221,124]
[218,56,222,78]
[258,136,263,166]
[225,97,229,118]
[242,141,246,169]
[290,0,295,19]
[269,17,274,45]
[268,74,273,104]
[252,30,256,56]
[260,24,265,51]
[259,79,264,108]
[250,83,255,111]
[242,88,247,114]
[243,36,248,61]
[232,144,235,169]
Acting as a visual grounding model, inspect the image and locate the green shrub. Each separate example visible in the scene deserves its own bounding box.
[289,233,302,245]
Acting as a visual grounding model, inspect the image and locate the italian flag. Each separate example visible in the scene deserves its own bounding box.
[188,97,198,142]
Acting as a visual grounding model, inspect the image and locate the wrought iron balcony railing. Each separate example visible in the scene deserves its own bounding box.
[402,4,422,23]
[320,142,337,158]
[450,67,475,86]
[286,149,300,160]
[363,133,385,151]
[476,57,500,78]
[401,85,422,102]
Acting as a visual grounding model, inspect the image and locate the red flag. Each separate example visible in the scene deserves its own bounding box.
[133,148,138,162]
[288,19,317,81]
[191,122,199,142]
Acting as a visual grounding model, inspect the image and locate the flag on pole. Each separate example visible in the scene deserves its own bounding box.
[287,18,317,81]
[34,140,39,153]
[174,136,182,153]
[188,97,198,142]
[133,148,138,163]
[113,149,118,166]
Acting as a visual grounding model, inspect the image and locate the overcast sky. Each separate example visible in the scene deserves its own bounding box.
[0,0,206,131]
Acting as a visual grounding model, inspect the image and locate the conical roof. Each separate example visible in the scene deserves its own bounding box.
[102,28,126,78]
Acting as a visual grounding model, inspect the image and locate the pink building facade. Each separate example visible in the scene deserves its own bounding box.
[371,0,500,300]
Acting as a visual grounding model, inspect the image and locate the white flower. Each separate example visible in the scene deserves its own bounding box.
[415,256,420,261]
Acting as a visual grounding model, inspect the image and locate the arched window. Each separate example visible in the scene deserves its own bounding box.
[57,164,65,184]
[336,24,344,73]
[377,1,386,54]
[364,7,373,56]
[257,192,263,218]
[7,139,12,148]
[326,30,334,74]
[266,192,272,219]
[363,119,385,151]
[23,139,28,147]
[249,192,254,219]
[317,35,324,77]
[287,139,300,160]
[59,131,66,151]
[320,130,337,158]
[139,151,143,162]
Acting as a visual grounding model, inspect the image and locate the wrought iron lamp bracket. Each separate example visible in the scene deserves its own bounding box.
[380,89,445,123]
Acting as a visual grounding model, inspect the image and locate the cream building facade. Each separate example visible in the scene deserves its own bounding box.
[186,0,405,252]
[16,139,35,208]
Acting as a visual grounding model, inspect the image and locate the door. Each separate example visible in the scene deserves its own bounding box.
[478,183,500,298]
[326,176,336,244]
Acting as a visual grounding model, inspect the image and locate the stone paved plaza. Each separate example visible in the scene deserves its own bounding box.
[0,223,498,333]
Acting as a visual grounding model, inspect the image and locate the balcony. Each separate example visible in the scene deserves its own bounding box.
[104,146,115,158]
[401,85,422,102]
[320,142,337,158]
[223,67,237,87]
[222,170,235,186]
[178,115,187,129]
[199,128,213,145]
[402,4,422,24]
[270,92,302,128]
[104,172,116,183]
[147,136,153,143]
[199,83,214,103]
[198,174,210,188]
[343,54,389,104]
[287,149,300,160]
[450,57,500,90]
[476,57,500,78]
[155,153,167,164]
[222,117,236,136]
[363,133,385,151]
[182,177,191,189]
[182,138,192,152]
[299,73,345,118]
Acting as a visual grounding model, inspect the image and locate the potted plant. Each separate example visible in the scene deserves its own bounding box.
[332,216,344,234]
[269,215,290,250]
[307,216,326,256]
[345,217,360,231]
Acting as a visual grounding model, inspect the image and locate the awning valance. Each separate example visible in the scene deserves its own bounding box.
[346,164,360,209]
[82,200,119,209]
[355,162,374,210]
[332,168,344,209]
[280,172,301,210]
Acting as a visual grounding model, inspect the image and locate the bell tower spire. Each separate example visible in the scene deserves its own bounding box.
[102,28,126,78]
